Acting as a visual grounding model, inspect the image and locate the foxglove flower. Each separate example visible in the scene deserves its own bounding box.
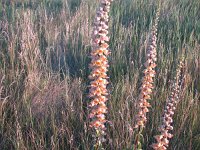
[135,9,160,129]
[88,0,113,146]
[151,60,184,150]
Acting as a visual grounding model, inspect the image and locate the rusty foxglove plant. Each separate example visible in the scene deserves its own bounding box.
[88,0,113,147]
[133,7,160,149]
[135,9,160,130]
[151,60,184,150]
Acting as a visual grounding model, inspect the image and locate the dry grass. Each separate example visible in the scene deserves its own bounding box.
[0,0,199,150]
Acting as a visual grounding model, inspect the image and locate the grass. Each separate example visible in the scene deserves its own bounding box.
[0,0,199,149]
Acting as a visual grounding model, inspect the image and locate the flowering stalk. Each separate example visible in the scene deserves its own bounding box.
[150,60,184,150]
[88,0,113,147]
[134,8,160,130]
[133,7,160,150]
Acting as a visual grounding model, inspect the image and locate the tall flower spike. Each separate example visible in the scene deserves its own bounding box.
[150,60,184,150]
[134,7,160,130]
[88,0,113,147]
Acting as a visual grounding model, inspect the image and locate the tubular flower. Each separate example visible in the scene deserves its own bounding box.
[134,9,160,129]
[88,0,113,144]
[151,60,184,150]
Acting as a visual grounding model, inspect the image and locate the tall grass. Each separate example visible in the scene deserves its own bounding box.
[0,0,199,149]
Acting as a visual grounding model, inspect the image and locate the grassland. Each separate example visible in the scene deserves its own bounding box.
[0,0,199,149]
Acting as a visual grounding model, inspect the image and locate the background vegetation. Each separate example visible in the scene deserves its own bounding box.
[0,0,199,149]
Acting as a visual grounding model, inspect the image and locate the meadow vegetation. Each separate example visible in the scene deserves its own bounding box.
[0,0,199,149]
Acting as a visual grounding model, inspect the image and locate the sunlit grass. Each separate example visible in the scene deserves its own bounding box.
[0,0,199,149]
